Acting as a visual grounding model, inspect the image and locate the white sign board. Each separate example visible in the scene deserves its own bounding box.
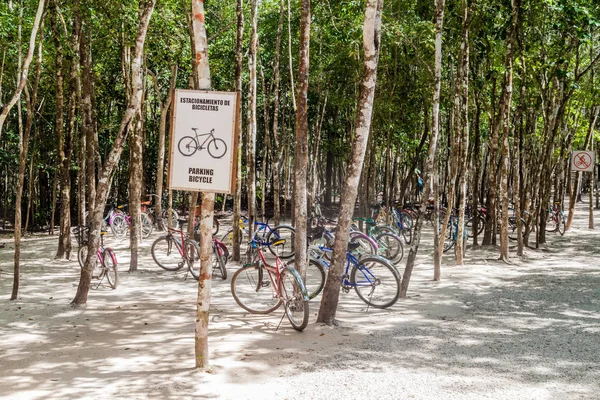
[571,150,595,172]
[169,89,239,193]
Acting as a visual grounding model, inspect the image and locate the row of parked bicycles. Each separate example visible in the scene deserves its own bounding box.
[71,195,567,332]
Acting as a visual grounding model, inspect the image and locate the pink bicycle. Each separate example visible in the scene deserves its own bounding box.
[76,227,118,289]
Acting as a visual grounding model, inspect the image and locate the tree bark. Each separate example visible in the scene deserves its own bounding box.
[246,0,258,237]
[11,17,44,300]
[292,0,311,279]
[402,0,444,292]
[0,0,45,138]
[317,0,383,324]
[72,0,155,306]
[190,0,214,370]
[232,0,244,261]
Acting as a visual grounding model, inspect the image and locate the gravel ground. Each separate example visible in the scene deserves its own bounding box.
[1,202,599,399]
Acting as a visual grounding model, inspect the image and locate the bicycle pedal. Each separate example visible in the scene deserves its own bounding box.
[260,281,270,288]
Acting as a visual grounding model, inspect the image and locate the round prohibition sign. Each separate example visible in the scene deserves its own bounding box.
[573,152,593,170]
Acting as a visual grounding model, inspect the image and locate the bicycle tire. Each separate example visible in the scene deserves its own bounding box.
[151,236,185,271]
[141,212,153,238]
[287,258,327,300]
[212,216,220,236]
[508,217,526,241]
[160,209,180,231]
[348,231,377,257]
[213,241,228,280]
[220,227,247,252]
[207,138,227,159]
[443,223,455,253]
[178,136,197,156]
[375,232,404,263]
[545,212,558,233]
[280,267,309,331]
[230,262,282,314]
[350,255,400,309]
[266,225,296,259]
[558,213,565,236]
[185,239,201,280]
[400,211,413,230]
[111,214,128,238]
[466,215,485,238]
[78,245,102,278]
[103,249,118,289]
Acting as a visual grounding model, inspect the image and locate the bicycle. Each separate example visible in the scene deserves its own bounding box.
[221,216,296,259]
[111,205,153,239]
[304,235,401,309]
[143,194,180,231]
[177,128,227,159]
[545,202,566,236]
[150,225,201,280]
[212,236,229,280]
[230,238,310,331]
[76,226,118,289]
[351,216,404,263]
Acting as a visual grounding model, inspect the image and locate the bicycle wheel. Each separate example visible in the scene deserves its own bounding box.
[230,263,282,314]
[185,239,201,280]
[508,217,526,241]
[141,212,153,238]
[151,236,185,271]
[545,212,558,233]
[443,223,455,253]
[160,208,180,231]
[212,216,220,236]
[286,258,327,300]
[266,225,296,259]
[220,227,247,252]
[178,136,197,156]
[557,213,566,236]
[375,232,404,263]
[348,231,377,257]
[466,215,485,238]
[78,245,101,277]
[207,138,227,159]
[400,211,413,230]
[280,267,309,331]
[212,241,228,280]
[111,214,128,238]
[350,256,400,309]
[103,249,118,289]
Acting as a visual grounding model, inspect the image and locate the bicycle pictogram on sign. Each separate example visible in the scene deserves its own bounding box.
[572,151,594,172]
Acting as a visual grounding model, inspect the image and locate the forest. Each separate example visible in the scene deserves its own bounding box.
[1,0,599,367]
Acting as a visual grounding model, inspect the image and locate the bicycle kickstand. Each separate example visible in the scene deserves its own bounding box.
[275,308,287,332]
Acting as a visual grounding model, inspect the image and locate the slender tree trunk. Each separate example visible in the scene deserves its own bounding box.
[498,0,519,262]
[0,0,45,138]
[190,0,215,369]
[72,0,155,306]
[287,0,296,112]
[246,0,258,236]
[12,18,44,300]
[317,0,383,324]
[129,110,143,272]
[150,65,177,231]
[403,0,444,291]
[292,0,311,278]
[271,0,284,226]
[232,0,244,261]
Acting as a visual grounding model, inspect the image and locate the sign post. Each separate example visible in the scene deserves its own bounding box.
[168,89,239,193]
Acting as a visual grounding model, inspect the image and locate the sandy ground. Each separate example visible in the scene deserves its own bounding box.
[1,202,599,400]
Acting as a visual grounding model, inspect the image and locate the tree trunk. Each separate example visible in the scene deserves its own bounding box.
[292,0,311,278]
[12,16,44,300]
[150,64,177,231]
[190,0,215,369]
[0,0,45,138]
[498,0,519,262]
[271,0,284,226]
[72,0,155,306]
[246,0,258,236]
[402,0,445,292]
[232,0,244,261]
[317,0,383,324]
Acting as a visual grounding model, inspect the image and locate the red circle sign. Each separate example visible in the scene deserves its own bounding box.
[574,152,593,170]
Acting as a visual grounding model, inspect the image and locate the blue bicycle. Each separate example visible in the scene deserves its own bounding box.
[297,229,401,309]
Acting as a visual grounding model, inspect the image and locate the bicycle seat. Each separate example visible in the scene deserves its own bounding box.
[271,238,286,247]
[141,200,152,206]
[100,230,109,235]
[347,242,361,252]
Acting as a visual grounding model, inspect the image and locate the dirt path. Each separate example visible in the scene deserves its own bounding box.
[1,203,599,399]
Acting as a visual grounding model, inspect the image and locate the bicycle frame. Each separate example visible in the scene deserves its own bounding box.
[190,129,216,149]
[309,244,380,289]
